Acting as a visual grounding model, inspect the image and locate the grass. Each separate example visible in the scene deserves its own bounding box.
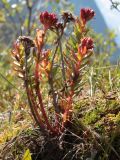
[0,52,120,159]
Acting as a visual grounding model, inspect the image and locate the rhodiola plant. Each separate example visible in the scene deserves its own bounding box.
[12,8,95,135]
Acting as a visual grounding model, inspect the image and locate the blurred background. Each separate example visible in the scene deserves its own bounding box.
[0,0,120,60]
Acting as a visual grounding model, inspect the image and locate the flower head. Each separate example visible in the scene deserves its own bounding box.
[62,12,75,23]
[80,8,95,25]
[78,37,94,55]
[40,11,58,30]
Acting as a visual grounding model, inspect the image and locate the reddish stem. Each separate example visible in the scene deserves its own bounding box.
[61,96,73,130]
[35,61,57,134]
[28,89,46,130]
[25,77,45,131]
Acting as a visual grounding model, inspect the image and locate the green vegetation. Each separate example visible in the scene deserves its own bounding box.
[0,1,120,160]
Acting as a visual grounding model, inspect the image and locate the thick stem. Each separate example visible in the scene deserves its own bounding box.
[48,28,66,129]
[48,41,62,129]
[28,89,45,129]
[61,96,73,130]
[24,49,45,131]
[35,59,56,133]
[49,43,59,113]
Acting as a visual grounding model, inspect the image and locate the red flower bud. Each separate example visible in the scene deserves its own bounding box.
[79,37,94,55]
[80,8,95,25]
[40,11,58,30]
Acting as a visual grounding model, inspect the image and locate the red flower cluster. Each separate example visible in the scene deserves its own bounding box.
[79,37,94,55]
[40,11,58,30]
[80,8,95,25]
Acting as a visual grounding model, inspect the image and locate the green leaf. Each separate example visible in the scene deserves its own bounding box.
[55,0,60,3]
[22,149,32,160]
[0,11,5,23]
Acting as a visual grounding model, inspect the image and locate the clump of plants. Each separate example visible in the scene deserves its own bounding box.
[1,8,101,160]
[1,7,120,160]
[11,8,95,136]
